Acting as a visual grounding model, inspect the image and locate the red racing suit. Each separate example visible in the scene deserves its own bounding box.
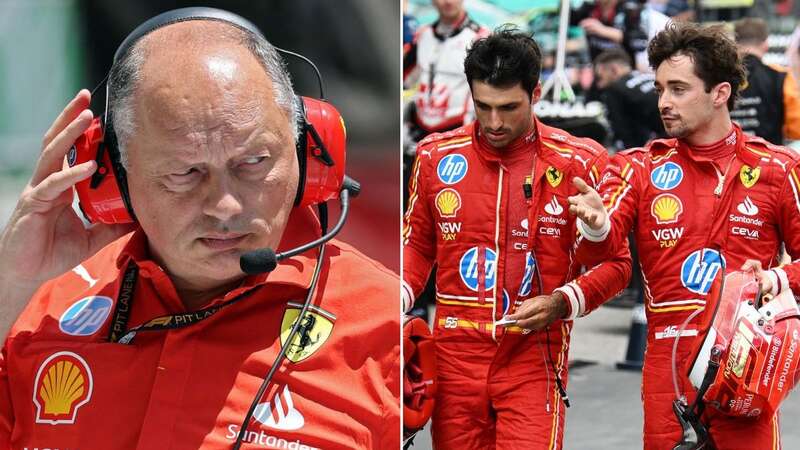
[403,119,631,449]
[577,125,800,449]
[0,208,399,450]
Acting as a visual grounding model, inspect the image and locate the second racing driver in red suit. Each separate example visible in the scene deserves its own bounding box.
[571,22,800,449]
[403,28,631,449]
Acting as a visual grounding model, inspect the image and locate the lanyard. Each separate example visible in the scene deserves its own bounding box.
[107,261,259,344]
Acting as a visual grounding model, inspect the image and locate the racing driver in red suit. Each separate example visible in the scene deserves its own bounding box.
[571,22,800,449]
[403,28,631,449]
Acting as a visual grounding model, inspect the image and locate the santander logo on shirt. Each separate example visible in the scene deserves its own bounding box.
[737,196,759,216]
[253,385,305,431]
[544,196,564,216]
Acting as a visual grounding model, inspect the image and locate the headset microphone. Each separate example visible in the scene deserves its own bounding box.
[239,177,360,274]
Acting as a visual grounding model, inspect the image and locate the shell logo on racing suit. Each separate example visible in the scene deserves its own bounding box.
[436,154,468,185]
[650,162,684,190]
[435,188,462,217]
[681,248,726,295]
[459,247,497,291]
[518,253,537,297]
[651,193,683,224]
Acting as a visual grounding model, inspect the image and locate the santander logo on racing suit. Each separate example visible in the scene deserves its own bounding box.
[731,196,763,239]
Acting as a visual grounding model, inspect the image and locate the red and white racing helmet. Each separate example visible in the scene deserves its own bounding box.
[685,271,800,418]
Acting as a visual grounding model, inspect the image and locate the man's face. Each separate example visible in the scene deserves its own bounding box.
[125,26,298,289]
[471,80,536,148]
[594,63,620,90]
[654,53,728,139]
[433,0,464,23]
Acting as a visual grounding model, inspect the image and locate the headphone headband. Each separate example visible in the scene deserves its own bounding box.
[113,7,264,63]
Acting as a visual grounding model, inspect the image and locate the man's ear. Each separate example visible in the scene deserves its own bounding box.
[713,82,732,109]
[531,83,542,105]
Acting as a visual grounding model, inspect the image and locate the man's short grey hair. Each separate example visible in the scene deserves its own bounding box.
[108,23,300,169]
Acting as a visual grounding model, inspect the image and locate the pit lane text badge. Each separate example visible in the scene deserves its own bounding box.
[740,165,760,188]
[280,302,336,362]
[545,166,563,188]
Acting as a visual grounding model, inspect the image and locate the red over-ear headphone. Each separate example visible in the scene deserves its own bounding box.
[68,7,347,224]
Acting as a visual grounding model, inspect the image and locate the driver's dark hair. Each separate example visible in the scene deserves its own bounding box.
[648,22,746,110]
[464,25,542,96]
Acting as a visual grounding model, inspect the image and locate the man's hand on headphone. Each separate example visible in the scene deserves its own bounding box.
[0,89,134,340]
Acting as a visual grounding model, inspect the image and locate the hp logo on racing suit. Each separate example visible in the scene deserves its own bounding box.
[681,249,725,295]
[518,253,536,297]
[459,246,497,291]
[437,154,468,185]
[650,162,683,191]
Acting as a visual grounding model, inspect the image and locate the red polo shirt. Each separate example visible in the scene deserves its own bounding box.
[0,207,400,449]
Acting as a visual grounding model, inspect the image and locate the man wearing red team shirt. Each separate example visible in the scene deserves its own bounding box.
[570,22,800,449]
[0,9,398,450]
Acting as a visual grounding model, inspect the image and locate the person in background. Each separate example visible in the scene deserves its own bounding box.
[732,17,800,144]
[571,0,670,71]
[403,0,489,139]
[594,48,665,149]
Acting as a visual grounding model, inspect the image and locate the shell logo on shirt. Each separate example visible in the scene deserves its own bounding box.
[545,166,563,188]
[740,165,760,188]
[435,188,462,217]
[436,154,468,185]
[651,193,683,224]
[33,351,93,425]
[280,302,336,363]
